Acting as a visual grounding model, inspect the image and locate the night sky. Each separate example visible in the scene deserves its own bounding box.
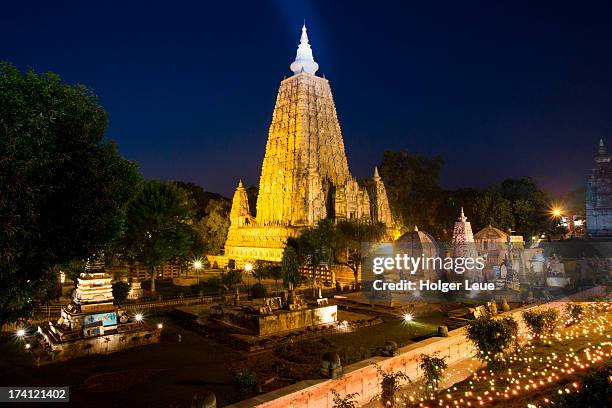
[3,1,611,198]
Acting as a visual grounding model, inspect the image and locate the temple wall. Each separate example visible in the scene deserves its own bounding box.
[257,305,338,336]
[226,286,606,408]
[37,326,160,363]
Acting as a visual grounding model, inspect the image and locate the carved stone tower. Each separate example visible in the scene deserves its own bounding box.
[586,139,612,237]
[369,167,394,225]
[223,24,393,262]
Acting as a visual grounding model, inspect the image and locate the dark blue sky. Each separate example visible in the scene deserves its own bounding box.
[3,0,611,197]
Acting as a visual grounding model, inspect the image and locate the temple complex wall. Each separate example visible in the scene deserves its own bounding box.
[226,286,606,408]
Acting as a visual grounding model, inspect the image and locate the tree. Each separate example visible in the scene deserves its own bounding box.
[378,149,445,236]
[123,180,197,293]
[335,221,388,285]
[176,182,231,255]
[112,281,130,304]
[281,246,301,290]
[220,269,243,290]
[268,265,282,291]
[0,62,141,325]
[471,187,514,232]
[500,177,550,240]
[296,219,337,293]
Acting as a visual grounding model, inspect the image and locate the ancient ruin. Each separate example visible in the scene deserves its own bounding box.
[222,24,393,264]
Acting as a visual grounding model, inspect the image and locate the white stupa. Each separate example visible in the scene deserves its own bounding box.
[289,23,319,75]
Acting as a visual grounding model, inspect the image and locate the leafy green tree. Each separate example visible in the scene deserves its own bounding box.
[60,259,87,287]
[0,62,141,325]
[471,187,514,232]
[296,219,337,290]
[112,281,130,304]
[500,177,550,240]
[281,246,301,290]
[220,269,243,290]
[268,265,282,291]
[176,182,231,255]
[335,221,388,285]
[250,282,267,299]
[123,180,197,293]
[378,149,445,236]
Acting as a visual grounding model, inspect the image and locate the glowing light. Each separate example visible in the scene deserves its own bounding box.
[157,323,163,329]
[25,343,31,349]
[16,329,25,337]
[134,313,143,322]
[404,313,413,322]
[244,262,253,272]
[192,260,203,270]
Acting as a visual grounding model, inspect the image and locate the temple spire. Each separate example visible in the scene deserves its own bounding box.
[290,23,319,75]
[458,207,467,222]
[599,138,606,155]
[373,166,381,181]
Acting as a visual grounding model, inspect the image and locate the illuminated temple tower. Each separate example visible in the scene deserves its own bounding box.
[223,24,393,262]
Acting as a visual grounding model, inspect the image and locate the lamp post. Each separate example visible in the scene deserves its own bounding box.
[245,262,253,300]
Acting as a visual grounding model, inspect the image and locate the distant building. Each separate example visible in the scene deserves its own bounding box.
[586,139,612,237]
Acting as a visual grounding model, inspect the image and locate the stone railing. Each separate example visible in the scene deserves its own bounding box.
[226,286,606,408]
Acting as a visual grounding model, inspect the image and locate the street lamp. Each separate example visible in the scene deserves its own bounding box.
[403,313,413,322]
[134,313,143,322]
[245,263,253,300]
[16,329,25,337]
[193,260,202,270]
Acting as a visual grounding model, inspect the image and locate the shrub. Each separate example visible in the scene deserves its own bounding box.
[552,365,612,407]
[251,282,267,299]
[522,308,559,340]
[234,371,257,395]
[375,364,410,405]
[466,315,518,369]
[331,389,359,408]
[566,303,585,325]
[339,346,372,365]
[419,353,448,391]
[112,282,130,303]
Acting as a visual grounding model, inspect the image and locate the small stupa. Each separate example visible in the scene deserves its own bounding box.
[37,255,160,362]
[451,208,478,257]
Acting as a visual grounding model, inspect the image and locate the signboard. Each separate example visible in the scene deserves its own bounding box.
[83,312,117,327]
